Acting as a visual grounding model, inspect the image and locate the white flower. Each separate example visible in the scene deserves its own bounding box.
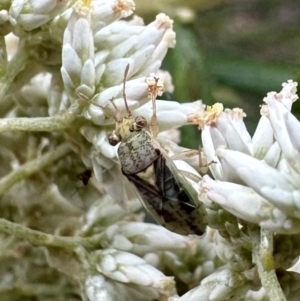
[84,13,176,126]
[201,175,300,233]
[170,268,248,301]
[85,275,116,301]
[134,99,203,131]
[81,195,142,235]
[61,1,95,99]
[10,72,52,117]
[101,221,197,256]
[263,83,300,175]
[90,0,135,33]
[85,274,167,301]
[198,81,300,233]
[9,0,67,31]
[89,249,176,297]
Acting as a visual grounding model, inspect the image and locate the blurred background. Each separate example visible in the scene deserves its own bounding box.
[135,0,300,149]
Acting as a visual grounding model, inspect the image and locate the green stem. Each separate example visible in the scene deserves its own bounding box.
[0,38,29,99]
[0,218,102,250]
[251,227,287,301]
[0,143,71,196]
[0,283,72,297]
[0,113,77,132]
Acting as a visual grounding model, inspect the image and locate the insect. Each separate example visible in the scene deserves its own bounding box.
[77,169,93,186]
[108,65,207,236]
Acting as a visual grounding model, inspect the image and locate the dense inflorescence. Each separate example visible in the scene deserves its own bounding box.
[0,1,299,301]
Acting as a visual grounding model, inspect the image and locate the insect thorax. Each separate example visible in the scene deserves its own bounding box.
[118,130,160,175]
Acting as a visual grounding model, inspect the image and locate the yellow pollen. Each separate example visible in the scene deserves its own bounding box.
[83,0,92,7]
[205,103,223,126]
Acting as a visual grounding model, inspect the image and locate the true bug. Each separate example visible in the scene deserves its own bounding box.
[77,169,93,186]
[108,65,207,236]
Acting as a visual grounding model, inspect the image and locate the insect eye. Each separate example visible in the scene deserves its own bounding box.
[108,132,121,146]
[135,116,147,129]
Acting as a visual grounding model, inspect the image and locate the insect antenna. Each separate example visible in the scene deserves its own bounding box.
[123,64,132,116]
[149,77,160,138]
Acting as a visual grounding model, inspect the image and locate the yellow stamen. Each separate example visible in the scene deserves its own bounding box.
[205,103,223,126]
[83,0,92,7]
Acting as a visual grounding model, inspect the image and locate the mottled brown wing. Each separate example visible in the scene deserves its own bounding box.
[154,155,207,236]
[126,155,206,236]
[125,173,170,231]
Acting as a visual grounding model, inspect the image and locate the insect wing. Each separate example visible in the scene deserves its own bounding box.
[162,149,208,235]
[77,169,92,186]
[127,170,202,236]
[126,151,207,236]
[126,172,170,231]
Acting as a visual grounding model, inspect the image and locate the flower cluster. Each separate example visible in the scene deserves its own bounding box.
[198,80,300,234]
[0,0,299,301]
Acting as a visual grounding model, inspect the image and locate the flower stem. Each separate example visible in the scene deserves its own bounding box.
[0,143,71,196]
[0,38,29,99]
[0,114,77,132]
[250,227,287,301]
[0,218,102,250]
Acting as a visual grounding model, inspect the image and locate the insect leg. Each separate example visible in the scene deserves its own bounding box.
[170,148,216,174]
[169,149,200,160]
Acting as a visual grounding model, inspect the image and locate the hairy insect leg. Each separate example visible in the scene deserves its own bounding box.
[170,149,199,160]
[109,97,123,123]
[160,151,202,183]
[170,148,216,174]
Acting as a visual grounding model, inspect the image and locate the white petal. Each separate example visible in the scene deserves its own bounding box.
[263,142,281,168]
[84,104,107,125]
[216,148,299,216]
[279,80,299,110]
[201,126,224,180]
[134,100,202,131]
[225,108,252,154]
[99,254,117,272]
[202,175,271,224]
[266,94,300,173]
[121,265,153,286]
[103,222,195,256]
[216,112,251,155]
[85,275,115,301]
[81,59,96,88]
[62,44,82,80]
[108,35,138,60]
[102,57,134,86]
[114,251,145,265]
[72,18,94,60]
[94,20,144,49]
[60,66,75,95]
[252,115,274,159]
[134,13,173,50]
